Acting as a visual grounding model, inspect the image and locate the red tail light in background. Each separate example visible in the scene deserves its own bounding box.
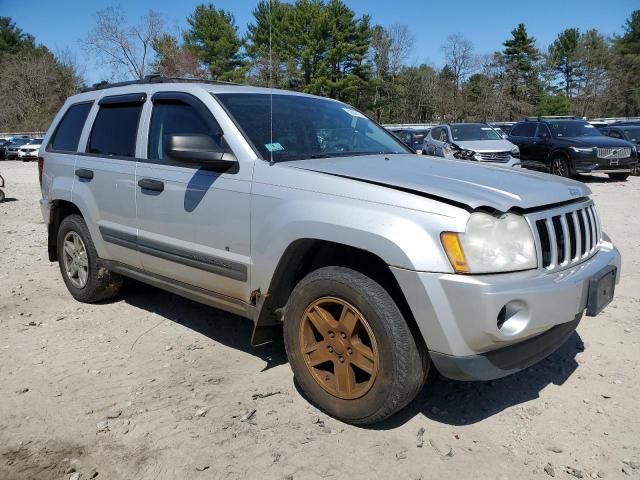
[37,156,44,187]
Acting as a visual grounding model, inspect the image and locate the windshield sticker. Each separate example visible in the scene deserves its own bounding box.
[265,142,284,152]
[342,107,366,119]
[585,124,595,128]
[481,127,493,130]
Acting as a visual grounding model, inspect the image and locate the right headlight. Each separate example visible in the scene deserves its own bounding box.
[441,212,537,273]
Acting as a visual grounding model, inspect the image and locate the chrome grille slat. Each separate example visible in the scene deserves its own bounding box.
[528,200,600,272]
[581,209,591,255]
[545,218,558,268]
[571,211,582,262]
[559,214,570,265]
[587,207,598,251]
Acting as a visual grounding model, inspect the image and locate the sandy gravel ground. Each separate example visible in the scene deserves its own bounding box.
[0,160,639,480]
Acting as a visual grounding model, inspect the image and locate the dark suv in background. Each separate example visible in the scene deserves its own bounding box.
[508,117,638,180]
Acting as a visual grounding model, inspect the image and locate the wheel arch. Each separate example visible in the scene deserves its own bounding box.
[47,199,83,261]
[251,238,426,354]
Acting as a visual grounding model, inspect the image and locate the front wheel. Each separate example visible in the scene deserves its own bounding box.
[608,172,630,181]
[550,155,572,177]
[57,214,122,303]
[283,266,428,425]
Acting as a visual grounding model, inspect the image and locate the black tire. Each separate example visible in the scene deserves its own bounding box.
[0,189,4,202]
[549,154,573,178]
[57,214,122,303]
[283,266,428,425]
[608,172,630,181]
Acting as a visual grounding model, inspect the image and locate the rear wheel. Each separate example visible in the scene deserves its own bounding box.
[608,172,630,181]
[284,266,428,425]
[57,214,122,303]
[550,155,572,177]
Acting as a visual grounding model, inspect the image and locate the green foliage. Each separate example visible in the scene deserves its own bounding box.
[548,28,582,97]
[0,16,36,56]
[536,93,570,116]
[184,3,244,80]
[244,0,372,107]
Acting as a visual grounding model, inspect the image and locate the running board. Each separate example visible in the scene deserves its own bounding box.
[102,260,256,320]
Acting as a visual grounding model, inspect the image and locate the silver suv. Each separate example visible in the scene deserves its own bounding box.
[39,78,621,425]
[424,123,522,167]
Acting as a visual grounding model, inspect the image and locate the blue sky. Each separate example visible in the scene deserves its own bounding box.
[2,0,637,83]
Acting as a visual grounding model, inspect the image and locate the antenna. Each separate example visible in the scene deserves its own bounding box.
[268,0,274,164]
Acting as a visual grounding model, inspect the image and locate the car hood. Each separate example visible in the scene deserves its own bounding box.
[557,136,633,148]
[454,139,515,152]
[284,154,590,212]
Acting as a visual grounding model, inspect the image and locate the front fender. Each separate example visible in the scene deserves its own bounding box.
[250,186,464,294]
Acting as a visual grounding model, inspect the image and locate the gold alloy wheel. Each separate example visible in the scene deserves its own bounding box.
[299,297,379,400]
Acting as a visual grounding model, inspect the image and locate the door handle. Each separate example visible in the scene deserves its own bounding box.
[75,168,94,180]
[138,178,164,193]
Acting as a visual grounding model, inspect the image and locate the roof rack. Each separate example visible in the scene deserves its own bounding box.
[81,74,244,92]
[525,115,584,121]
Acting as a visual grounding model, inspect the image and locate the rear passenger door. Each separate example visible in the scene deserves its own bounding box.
[44,101,94,204]
[509,122,538,162]
[135,91,251,301]
[73,93,146,269]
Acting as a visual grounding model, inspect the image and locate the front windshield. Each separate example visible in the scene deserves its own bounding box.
[623,128,640,142]
[549,121,604,138]
[215,93,410,162]
[29,139,43,145]
[450,124,501,141]
[412,130,429,144]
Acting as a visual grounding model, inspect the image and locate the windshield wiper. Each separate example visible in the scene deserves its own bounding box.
[308,151,395,159]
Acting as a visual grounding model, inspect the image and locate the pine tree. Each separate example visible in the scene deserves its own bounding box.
[183,4,244,81]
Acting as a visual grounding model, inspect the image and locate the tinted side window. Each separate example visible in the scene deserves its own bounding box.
[536,124,551,137]
[49,102,93,152]
[609,130,623,139]
[431,127,442,141]
[148,101,227,162]
[510,122,537,137]
[88,103,143,157]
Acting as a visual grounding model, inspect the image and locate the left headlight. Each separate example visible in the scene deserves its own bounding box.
[570,146,594,153]
[441,212,537,274]
[510,145,520,158]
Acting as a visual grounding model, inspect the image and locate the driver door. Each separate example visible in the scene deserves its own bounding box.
[135,91,251,301]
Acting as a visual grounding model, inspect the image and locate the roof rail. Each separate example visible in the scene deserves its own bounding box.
[81,74,244,93]
[525,115,584,121]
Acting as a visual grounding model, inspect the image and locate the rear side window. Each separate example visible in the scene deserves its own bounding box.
[510,122,537,137]
[49,102,93,152]
[88,103,143,157]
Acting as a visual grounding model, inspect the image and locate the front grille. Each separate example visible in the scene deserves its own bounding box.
[597,147,631,159]
[475,151,510,162]
[527,201,601,271]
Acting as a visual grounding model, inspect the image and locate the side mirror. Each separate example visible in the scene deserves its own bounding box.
[538,132,549,140]
[165,134,236,168]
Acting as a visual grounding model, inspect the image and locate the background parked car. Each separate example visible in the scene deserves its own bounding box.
[423,123,521,167]
[508,117,638,180]
[18,138,43,161]
[489,122,516,137]
[600,125,640,175]
[388,128,431,153]
[4,138,31,160]
[0,139,12,160]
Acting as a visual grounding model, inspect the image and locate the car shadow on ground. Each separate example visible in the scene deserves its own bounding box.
[114,280,583,427]
[574,174,628,184]
[118,280,288,371]
[372,332,584,429]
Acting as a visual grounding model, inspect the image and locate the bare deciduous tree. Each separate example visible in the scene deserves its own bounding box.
[441,33,475,90]
[387,24,414,75]
[82,7,164,80]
